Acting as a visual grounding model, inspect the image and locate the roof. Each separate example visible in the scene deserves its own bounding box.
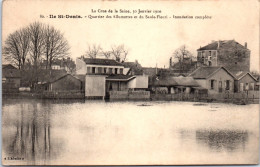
[83,58,123,66]
[231,71,257,81]
[123,62,143,75]
[2,69,21,78]
[37,69,67,83]
[172,76,199,87]
[152,76,178,87]
[106,74,136,81]
[197,40,248,51]
[150,76,199,87]
[49,74,82,84]
[189,66,235,79]
[143,67,157,76]
[2,64,17,70]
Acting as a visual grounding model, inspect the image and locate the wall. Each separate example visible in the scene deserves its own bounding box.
[51,75,82,91]
[194,79,207,88]
[85,75,106,97]
[218,48,250,71]
[110,91,150,100]
[2,78,21,92]
[237,74,256,92]
[127,75,148,89]
[197,50,217,66]
[207,68,234,94]
[76,58,87,75]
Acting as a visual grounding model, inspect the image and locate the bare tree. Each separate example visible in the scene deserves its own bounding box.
[110,44,128,63]
[28,22,45,68]
[44,25,70,69]
[3,28,30,70]
[102,50,111,59]
[172,45,193,73]
[85,44,102,58]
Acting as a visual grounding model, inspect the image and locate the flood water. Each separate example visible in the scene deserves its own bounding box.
[2,99,259,165]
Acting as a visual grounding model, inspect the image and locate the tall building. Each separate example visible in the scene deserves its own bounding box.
[197,40,250,72]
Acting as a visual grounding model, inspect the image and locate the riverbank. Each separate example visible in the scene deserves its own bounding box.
[2,91,259,104]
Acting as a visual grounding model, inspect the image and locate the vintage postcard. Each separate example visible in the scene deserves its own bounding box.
[1,0,259,165]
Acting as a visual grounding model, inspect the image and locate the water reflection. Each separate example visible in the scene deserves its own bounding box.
[3,102,55,165]
[196,129,248,152]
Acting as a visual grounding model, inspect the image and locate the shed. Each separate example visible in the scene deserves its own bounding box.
[45,74,83,92]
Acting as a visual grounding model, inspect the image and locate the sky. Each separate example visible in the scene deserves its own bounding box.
[2,0,259,71]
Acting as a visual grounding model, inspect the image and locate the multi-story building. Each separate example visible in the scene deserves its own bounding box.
[197,40,250,72]
[76,57,148,99]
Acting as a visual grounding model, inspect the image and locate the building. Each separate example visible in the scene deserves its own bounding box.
[189,66,235,94]
[197,40,250,71]
[232,71,257,92]
[41,58,76,73]
[148,75,200,94]
[2,64,21,92]
[44,74,83,92]
[76,57,148,99]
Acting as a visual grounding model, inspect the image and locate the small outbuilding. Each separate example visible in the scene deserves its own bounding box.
[42,74,83,92]
[232,71,258,92]
[2,64,21,92]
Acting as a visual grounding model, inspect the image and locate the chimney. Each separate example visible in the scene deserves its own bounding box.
[217,41,220,49]
[245,42,247,49]
[169,57,172,68]
[156,63,158,75]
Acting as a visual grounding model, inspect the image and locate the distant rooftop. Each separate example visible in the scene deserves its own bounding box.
[83,58,123,66]
[189,66,234,79]
[197,40,248,51]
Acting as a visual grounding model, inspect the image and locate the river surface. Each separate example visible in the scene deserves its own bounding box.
[2,99,259,165]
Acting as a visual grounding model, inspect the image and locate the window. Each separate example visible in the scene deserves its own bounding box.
[250,83,254,90]
[209,51,211,56]
[104,68,107,73]
[226,80,230,90]
[212,51,216,57]
[245,83,249,90]
[240,83,244,91]
[219,81,222,92]
[109,68,112,74]
[87,67,91,73]
[210,80,215,89]
[208,61,212,66]
[115,68,118,74]
[98,67,102,73]
[92,67,96,73]
[120,68,123,74]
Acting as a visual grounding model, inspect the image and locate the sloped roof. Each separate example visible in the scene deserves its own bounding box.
[37,69,67,83]
[189,66,235,79]
[197,40,247,51]
[106,74,135,81]
[143,67,157,76]
[172,76,199,87]
[153,76,178,87]
[2,64,17,69]
[49,74,82,83]
[231,71,257,81]
[83,58,123,66]
[2,69,21,78]
[123,62,143,75]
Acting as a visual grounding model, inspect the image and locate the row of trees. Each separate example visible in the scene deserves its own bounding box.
[3,22,70,70]
[3,22,70,87]
[85,44,129,63]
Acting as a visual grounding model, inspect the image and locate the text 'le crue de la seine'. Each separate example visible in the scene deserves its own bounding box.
[40,9,212,20]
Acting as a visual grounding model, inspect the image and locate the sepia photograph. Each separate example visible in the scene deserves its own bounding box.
[1,0,259,165]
